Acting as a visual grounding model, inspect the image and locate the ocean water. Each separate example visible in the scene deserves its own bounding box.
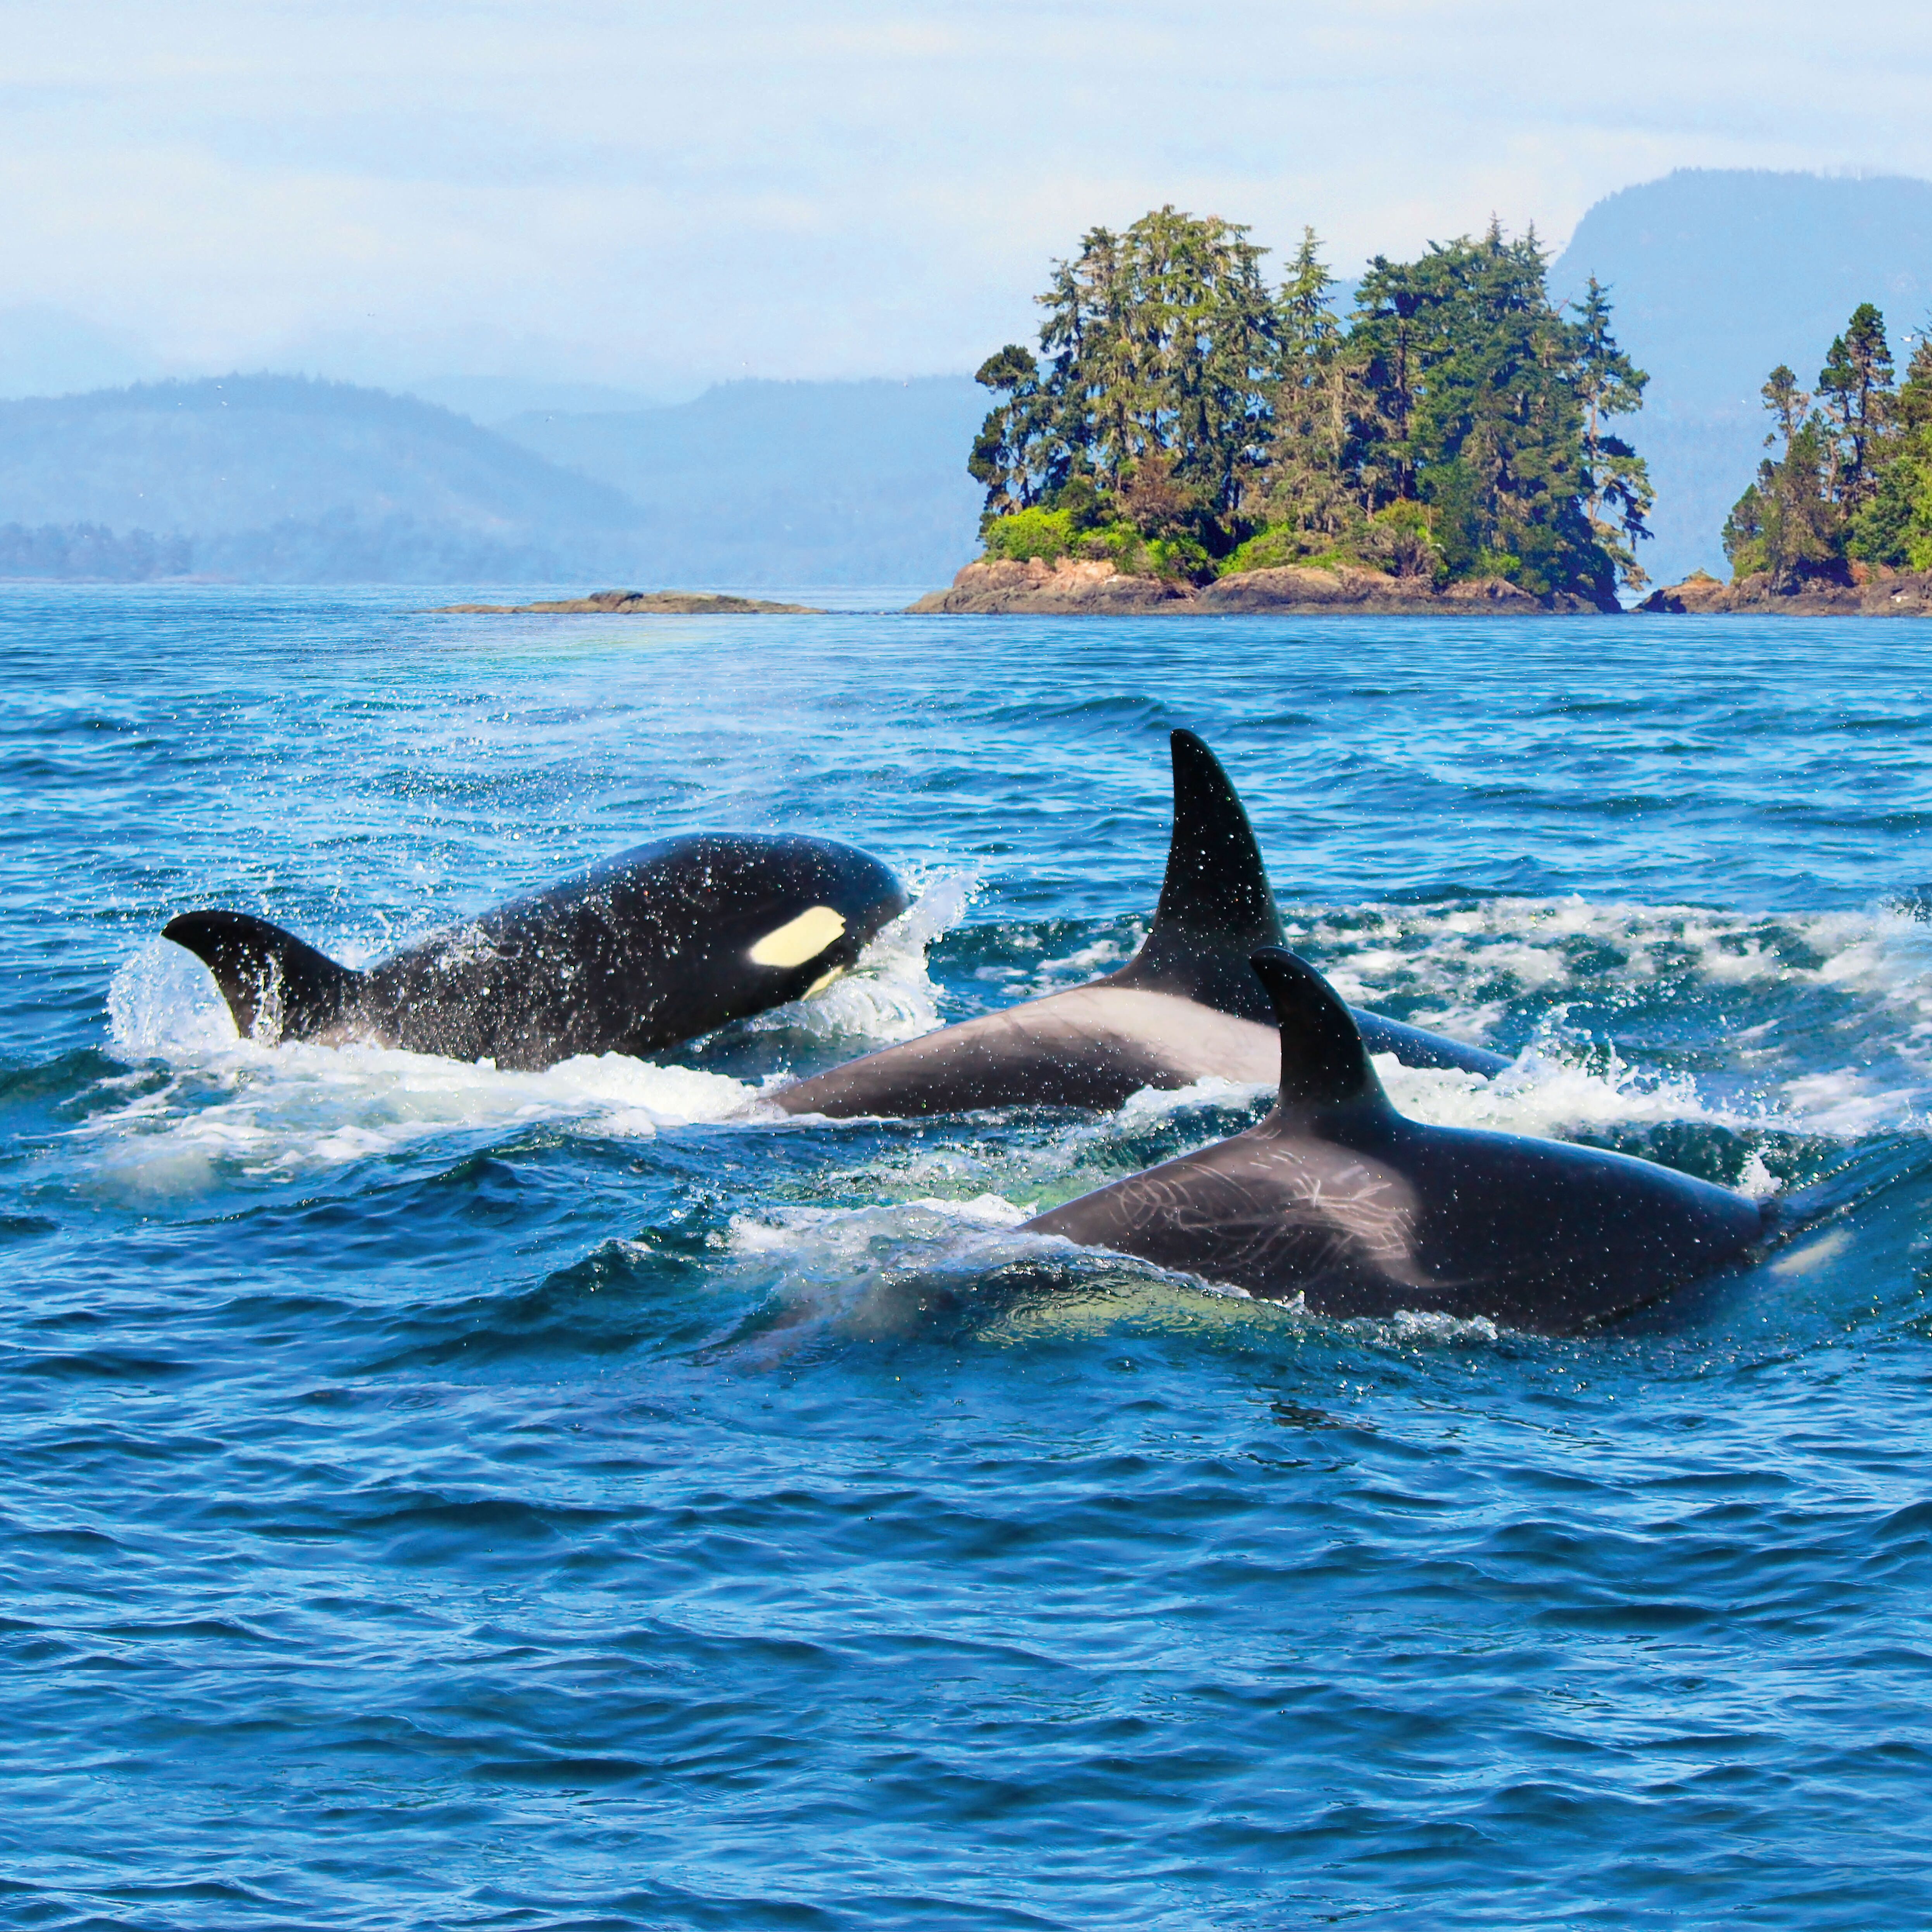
[6,585,1932,1929]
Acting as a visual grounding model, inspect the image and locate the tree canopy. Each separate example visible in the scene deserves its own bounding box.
[969,208,1651,606]
[1723,305,1932,587]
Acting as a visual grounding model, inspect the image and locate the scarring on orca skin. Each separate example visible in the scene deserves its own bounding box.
[164,834,907,1070]
[1024,947,1775,1336]
[776,730,1505,1120]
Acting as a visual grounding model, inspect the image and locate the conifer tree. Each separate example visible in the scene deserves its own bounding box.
[1570,277,1654,585]
[968,343,1046,523]
[1817,303,1895,508]
[1724,365,1840,588]
[1851,328,1932,568]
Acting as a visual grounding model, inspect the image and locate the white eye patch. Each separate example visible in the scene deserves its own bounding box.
[748,904,847,968]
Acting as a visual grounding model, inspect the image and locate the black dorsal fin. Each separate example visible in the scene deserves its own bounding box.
[163,910,363,1043]
[1249,947,1391,1114]
[1105,730,1286,1020]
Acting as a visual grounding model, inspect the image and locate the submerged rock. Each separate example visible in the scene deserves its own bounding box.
[436,589,821,614]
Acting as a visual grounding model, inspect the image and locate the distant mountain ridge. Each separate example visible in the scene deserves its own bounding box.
[0,371,985,585]
[1550,170,1932,585]
[0,374,640,582]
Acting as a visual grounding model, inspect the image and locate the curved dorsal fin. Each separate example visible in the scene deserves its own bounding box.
[1106,730,1286,1019]
[163,910,363,1043]
[1249,946,1391,1114]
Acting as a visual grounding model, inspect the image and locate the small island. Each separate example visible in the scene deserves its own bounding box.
[915,207,1652,615]
[437,589,821,615]
[1642,305,1932,615]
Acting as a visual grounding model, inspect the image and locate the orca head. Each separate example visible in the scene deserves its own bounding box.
[1105,730,1286,1020]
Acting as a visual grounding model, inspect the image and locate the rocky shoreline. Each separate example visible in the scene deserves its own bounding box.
[1637,568,1932,616]
[436,589,820,615]
[906,557,1612,615]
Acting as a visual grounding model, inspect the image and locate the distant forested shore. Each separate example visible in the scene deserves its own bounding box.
[1630,303,1932,614]
[958,207,1651,612]
[1716,309,1930,586]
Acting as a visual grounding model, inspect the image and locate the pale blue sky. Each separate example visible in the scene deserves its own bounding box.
[3,0,1929,398]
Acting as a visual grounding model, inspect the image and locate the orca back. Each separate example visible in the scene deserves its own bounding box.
[361,833,908,1066]
[164,833,907,1068]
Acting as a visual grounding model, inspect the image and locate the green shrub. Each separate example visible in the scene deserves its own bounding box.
[981,504,1215,583]
[1142,535,1212,582]
[1218,525,1319,575]
[1218,505,1445,583]
[981,507,1075,564]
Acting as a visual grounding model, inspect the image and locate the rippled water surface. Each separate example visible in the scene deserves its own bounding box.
[7,586,1932,1928]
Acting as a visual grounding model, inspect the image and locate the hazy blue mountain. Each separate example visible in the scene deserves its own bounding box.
[493,377,987,586]
[1551,170,1932,585]
[404,375,672,423]
[0,369,986,585]
[0,374,646,582]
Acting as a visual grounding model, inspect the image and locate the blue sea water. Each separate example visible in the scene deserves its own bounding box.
[6,586,1932,1929]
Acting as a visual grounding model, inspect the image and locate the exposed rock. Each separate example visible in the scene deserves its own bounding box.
[435,588,820,614]
[1197,564,1413,611]
[912,557,1615,615]
[1199,565,1605,613]
[906,557,1194,613]
[1638,566,1932,616]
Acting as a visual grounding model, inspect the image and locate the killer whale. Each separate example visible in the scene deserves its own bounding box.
[775,730,1505,1119]
[164,833,906,1070]
[1024,947,1772,1335]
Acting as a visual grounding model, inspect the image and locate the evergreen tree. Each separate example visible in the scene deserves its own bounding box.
[1851,329,1932,568]
[1345,226,1638,601]
[1816,303,1894,508]
[1255,230,1368,562]
[968,344,1046,524]
[1723,365,1840,588]
[1721,307,1932,586]
[1034,207,1281,521]
[1570,277,1654,586]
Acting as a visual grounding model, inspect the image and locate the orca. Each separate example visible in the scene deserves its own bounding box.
[163,833,907,1070]
[1023,947,1773,1335]
[776,730,1504,1119]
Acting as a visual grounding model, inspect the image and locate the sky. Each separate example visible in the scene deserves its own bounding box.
[3,0,1930,402]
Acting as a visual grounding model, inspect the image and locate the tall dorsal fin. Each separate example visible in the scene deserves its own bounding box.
[163,910,363,1043]
[1105,730,1286,1019]
[1249,947,1391,1114]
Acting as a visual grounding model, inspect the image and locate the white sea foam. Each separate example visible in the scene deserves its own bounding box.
[1107,1045,1746,1141]
[1301,896,1932,1024]
[1025,929,1139,995]
[1116,1074,1276,1121]
[727,1192,1030,1259]
[1297,895,1932,1134]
